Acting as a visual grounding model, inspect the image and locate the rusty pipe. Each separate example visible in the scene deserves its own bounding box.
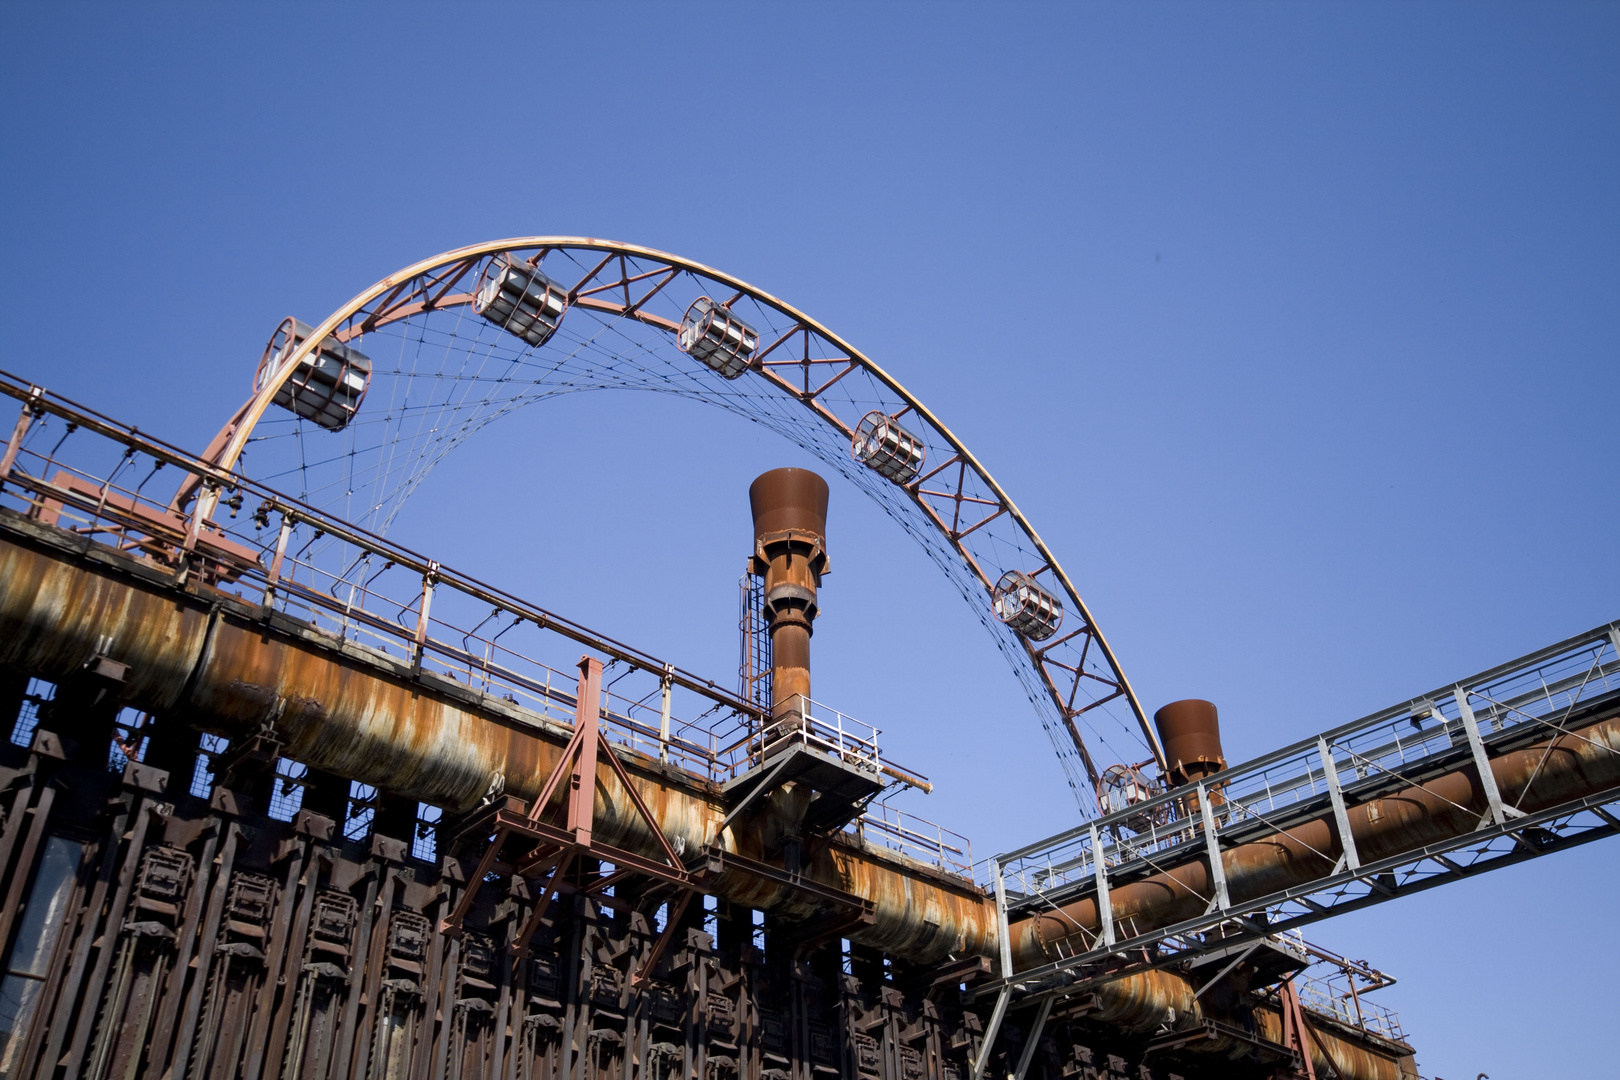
[1012,705,1620,969]
[0,517,1417,1080]
[1154,697,1228,819]
[748,468,828,725]
[1079,971,1410,1080]
[8,512,1619,983]
[1154,699,1226,787]
[1252,1002,1412,1080]
[0,520,988,965]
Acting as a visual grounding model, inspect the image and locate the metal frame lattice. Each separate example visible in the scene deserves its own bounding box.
[178,239,1166,808]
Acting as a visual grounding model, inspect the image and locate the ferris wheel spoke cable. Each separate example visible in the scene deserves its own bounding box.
[210,238,1157,813]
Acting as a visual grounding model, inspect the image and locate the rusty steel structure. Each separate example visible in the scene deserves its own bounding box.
[971,622,1620,1080]
[168,237,1163,806]
[0,237,1613,1080]
[748,468,830,728]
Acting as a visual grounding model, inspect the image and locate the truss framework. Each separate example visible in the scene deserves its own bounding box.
[442,656,698,983]
[968,620,1620,1026]
[0,374,983,886]
[188,238,1165,802]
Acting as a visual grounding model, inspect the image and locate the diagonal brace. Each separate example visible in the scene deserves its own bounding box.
[629,890,696,990]
[513,850,576,958]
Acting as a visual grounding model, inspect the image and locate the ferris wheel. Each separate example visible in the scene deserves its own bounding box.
[176,237,1166,810]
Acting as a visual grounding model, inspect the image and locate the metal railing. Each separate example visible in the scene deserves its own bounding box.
[750,697,883,774]
[968,618,1620,1016]
[0,372,933,803]
[1288,971,1403,1043]
[999,622,1620,901]
[1264,931,1405,1043]
[853,801,974,877]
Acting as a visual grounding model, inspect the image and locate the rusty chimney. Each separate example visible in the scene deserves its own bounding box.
[748,467,829,728]
[1153,699,1227,787]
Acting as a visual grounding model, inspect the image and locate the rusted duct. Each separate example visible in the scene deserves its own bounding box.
[0,520,990,965]
[1011,707,1620,970]
[1154,699,1226,786]
[1078,972,1411,1080]
[748,468,828,725]
[0,530,215,712]
[0,516,1420,1080]
[1085,969,1205,1029]
[1251,1004,1413,1080]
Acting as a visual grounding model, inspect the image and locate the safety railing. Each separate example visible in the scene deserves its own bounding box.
[967,618,1620,1015]
[851,801,974,877]
[1261,931,1406,1043]
[999,621,1620,900]
[1288,971,1404,1043]
[751,697,883,774]
[0,372,936,802]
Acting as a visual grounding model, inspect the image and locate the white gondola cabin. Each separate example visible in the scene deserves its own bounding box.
[253,317,372,432]
[678,296,758,379]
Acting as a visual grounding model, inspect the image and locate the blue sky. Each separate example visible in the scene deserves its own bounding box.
[2,4,1616,1076]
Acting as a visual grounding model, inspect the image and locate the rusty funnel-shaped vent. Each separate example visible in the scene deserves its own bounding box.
[749,467,829,544]
[748,468,829,724]
[1154,698,1227,787]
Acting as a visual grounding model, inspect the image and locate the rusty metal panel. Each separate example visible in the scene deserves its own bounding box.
[0,532,212,712]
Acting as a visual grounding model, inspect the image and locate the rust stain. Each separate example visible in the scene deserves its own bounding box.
[0,529,995,965]
[0,525,1548,1080]
[0,533,211,710]
[1012,710,1620,967]
[1252,1003,1405,1080]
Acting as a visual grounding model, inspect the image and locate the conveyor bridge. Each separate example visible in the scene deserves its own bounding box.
[972,623,1620,1077]
[0,371,1616,1080]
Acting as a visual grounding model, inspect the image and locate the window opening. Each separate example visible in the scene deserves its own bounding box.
[108,708,148,772]
[9,679,55,748]
[190,733,229,799]
[412,803,442,863]
[343,781,378,842]
[268,759,309,822]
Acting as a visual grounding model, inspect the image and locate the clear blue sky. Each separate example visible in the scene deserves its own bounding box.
[3,4,1616,1077]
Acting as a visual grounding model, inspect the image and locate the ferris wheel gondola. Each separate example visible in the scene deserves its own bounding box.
[181,238,1165,808]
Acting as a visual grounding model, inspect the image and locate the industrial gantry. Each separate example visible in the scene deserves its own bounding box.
[0,239,1613,1080]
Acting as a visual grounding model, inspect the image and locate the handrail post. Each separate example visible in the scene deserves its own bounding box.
[262,513,293,608]
[1198,783,1230,913]
[973,858,1015,1080]
[1089,824,1115,949]
[0,391,42,491]
[658,664,673,764]
[174,477,217,585]
[1455,686,1518,827]
[412,562,439,672]
[182,479,216,555]
[1318,737,1361,873]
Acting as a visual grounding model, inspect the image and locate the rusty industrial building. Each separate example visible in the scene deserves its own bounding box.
[0,238,1613,1080]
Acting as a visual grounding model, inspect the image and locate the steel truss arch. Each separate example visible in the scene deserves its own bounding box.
[190,237,1165,803]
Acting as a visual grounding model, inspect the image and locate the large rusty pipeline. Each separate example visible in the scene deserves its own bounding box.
[21,464,1611,1005]
[0,516,991,964]
[1011,702,1620,970]
[748,467,828,725]
[0,513,1431,1080]
[1081,971,1411,1080]
[1252,1002,1414,1080]
[8,511,1613,980]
